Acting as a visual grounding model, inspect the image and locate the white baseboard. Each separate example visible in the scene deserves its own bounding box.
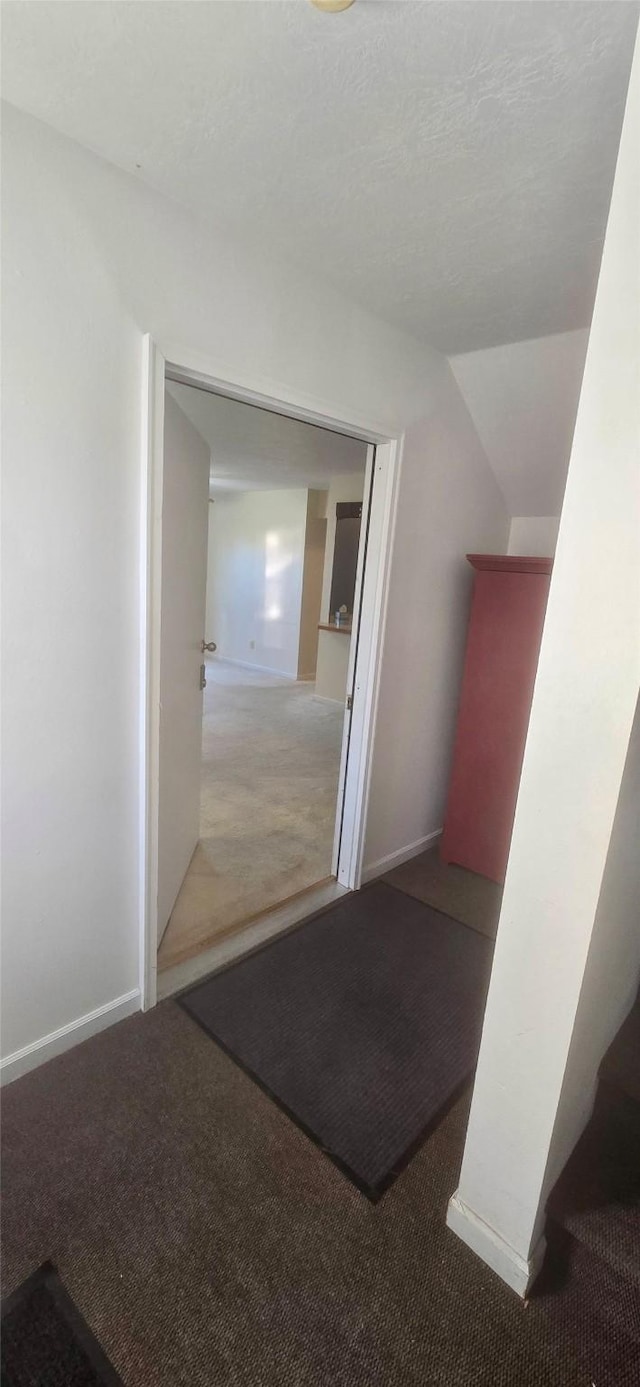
[361,829,442,884]
[1,989,141,1086]
[312,693,344,706]
[446,1192,546,1299]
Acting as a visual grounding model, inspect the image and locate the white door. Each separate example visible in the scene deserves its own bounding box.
[157,393,210,944]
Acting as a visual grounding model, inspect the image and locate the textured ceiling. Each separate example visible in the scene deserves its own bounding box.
[2,1,637,352]
[167,383,367,495]
[451,329,590,516]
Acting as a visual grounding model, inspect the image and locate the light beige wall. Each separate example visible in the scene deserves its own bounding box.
[315,629,351,703]
[297,491,327,680]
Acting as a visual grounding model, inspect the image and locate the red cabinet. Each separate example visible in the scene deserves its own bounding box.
[440,554,552,885]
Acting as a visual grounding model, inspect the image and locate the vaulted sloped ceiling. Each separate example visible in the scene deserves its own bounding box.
[450,330,590,516]
[2,1,637,353]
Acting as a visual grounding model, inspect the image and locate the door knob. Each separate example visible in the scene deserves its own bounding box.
[201,640,217,653]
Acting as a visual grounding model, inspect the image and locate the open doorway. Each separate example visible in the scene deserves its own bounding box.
[140,338,399,1009]
[156,379,368,975]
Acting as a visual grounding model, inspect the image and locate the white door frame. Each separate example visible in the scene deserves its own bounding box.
[139,335,403,1009]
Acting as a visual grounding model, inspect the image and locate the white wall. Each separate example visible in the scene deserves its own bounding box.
[508,516,560,557]
[1,115,142,1068]
[0,103,507,1069]
[449,41,640,1296]
[206,490,309,678]
[544,694,640,1188]
[364,362,509,875]
[205,505,216,648]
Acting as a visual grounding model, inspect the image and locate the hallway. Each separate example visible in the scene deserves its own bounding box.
[158,660,344,971]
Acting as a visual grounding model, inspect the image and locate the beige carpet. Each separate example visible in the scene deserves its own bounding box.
[158,660,344,971]
[384,845,502,942]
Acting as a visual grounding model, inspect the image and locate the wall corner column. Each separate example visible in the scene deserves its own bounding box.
[447,32,640,1296]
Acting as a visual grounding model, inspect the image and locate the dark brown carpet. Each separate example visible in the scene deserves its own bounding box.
[179,882,493,1196]
[2,1002,638,1386]
[1,1261,123,1386]
[383,846,502,941]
